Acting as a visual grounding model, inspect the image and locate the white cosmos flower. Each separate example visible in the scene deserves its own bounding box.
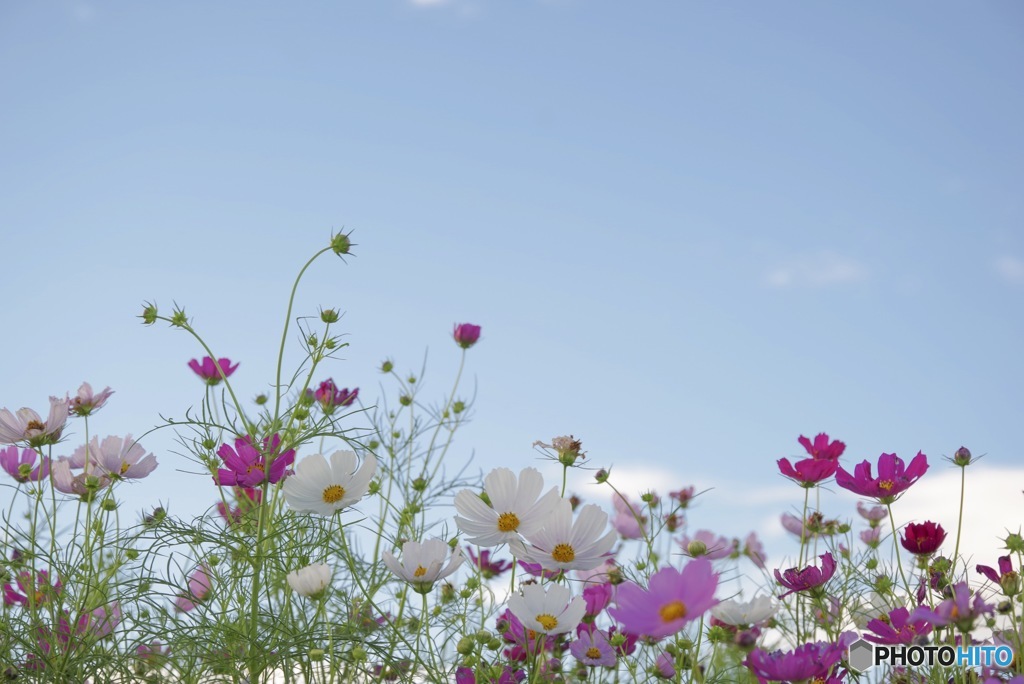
[454,467,561,547]
[282,450,376,515]
[710,595,777,626]
[509,500,616,572]
[507,582,585,635]
[383,539,464,594]
[287,563,332,598]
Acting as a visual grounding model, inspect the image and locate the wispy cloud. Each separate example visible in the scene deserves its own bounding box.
[994,255,1024,284]
[409,0,449,6]
[765,251,867,288]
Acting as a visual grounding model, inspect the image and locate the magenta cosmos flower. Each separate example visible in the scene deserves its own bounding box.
[0,398,69,448]
[214,434,294,487]
[453,323,482,349]
[187,356,238,385]
[608,558,719,639]
[977,555,1020,596]
[835,451,928,504]
[777,456,839,487]
[900,521,946,556]
[175,565,212,613]
[911,582,994,631]
[864,606,933,645]
[745,635,853,682]
[67,382,114,417]
[3,569,62,607]
[313,379,358,413]
[775,552,836,598]
[0,446,49,483]
[798,432,846,461]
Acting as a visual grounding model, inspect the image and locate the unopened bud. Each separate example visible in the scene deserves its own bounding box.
[1005,532,1024,553]
[953,446,973,467]
[100,498,118,512]
[1001,571,1021,597]
[399,395,412,406]
[140,302,158,325]
[320,308,340,324]
[452,400,466,414]
[330,231,353,255]
[456,637,475,655]
[308,648,325,662]
[254,394,268,405]
[381,360,394,373]
[595,469,609,483]
[687,540,708,557]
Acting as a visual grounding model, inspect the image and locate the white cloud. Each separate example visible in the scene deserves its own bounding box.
[994,255,1024,284]
[765,251,867,288]
[409,0,448,6]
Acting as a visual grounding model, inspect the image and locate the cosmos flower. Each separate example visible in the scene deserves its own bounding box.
[836,452,928,504]
[455,467,561,547]
[798,433,846,461]
[507,582,585,636]
[742,532,768,569]
[466,548,514,579]
[863,606,933,645]
[857,501,889,524]
[312,379,358,413]
[214,434,295,488]
[0,398,69,448]
[453,323,482,349]
[977,555,1021,596]
[711,595,777,626]
[282,450,376,515]
[774,552,836,598]
[570,628,616,667]
[67,382,114,417]
[286,563,332,598]
[0,446,49,483]
[910,582,994,631]
[608,559,719,640]
[509,500,617,572]
[900,521,946,556]
[3,569,62,608]
[777,456,839,487]
[70,435,157,480]
[383,539,464,594]
[745,635,853,682]
[187,356,238,385]
[175,565,212,613]
[679,530,733,560]
[610,493,646,540]
[50,459,111,499]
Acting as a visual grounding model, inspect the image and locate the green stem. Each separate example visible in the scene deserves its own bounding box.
[952,466,966,571]
[887,502,912,599]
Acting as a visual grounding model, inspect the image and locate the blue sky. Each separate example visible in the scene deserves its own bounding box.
[1,1,1022,568]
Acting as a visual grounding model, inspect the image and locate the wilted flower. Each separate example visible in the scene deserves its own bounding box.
[187,356,238,385]
[507,582,585,636]
[509,500,617,572]
[286,563,332,598]
[836,451,928,504]
[453,323,482,349]
[67,382,114,417]
[900,521,946,557]
[214,434,295,487]
[383,539,464,594]
[0,398,69,448]
[742,532,767,569]
[0,446,49,483]
[70,435,158,480]
[454,467,560,547]
[175,565,212,613]
[977,556,1021,596]
[774,552,837,598]
[608,559,719,639]
[282,450,376,515]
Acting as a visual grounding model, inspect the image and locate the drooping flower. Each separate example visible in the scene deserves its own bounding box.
[835,451,928,504]
[454,467,561,548]
[187,356,238,385]
[777,456,839,487]
[798,433,846,461]
[0,446,49,483]
[507,582,585,636]
[50,459,111,499]
[610,493,646,539]
[900,521,946,557]
[668,486,696,507]
[977,555,1021,596]
[383,539,464,594]
[570,628,616,667]
[582,582,613,618]
[745,635,853,682]
[857,501,889,524]
[453,323,482,349]
[216,486,262,526]
[860,527,882,548]
[910,582,994,631]
[175,565,212,613]
[654,651,676,678]
[286,563,332,598]
[608,559,719,639]
[0,398,69,448]
[3,569,62,607]
[679,530,733,560]
[312,379,358,413]
[711,595,777,627]
[67,382,114,417]
[282,450,376,515]
[214,434,295,488]
[509,500,617,572]
[774,552,837,598]
[863,606,933,645]
[467,548,514,579]
[70,435,158,480]
[742,532,768,569]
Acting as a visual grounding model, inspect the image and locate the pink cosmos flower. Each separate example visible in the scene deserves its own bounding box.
[777,456,839,487]
[900,521,946,556]
[864,606,933,645]
[67,382,114,417]
[835,451,928,504]
[654,651,675,679]
[608,558,718,640]
[745,635,854,682]
[455,666,525,684]
[50,459,111,498]
[34,602,121,663]
[911,582,994,632]
[856,501,888,523]
[860,527,881,548]
[467,548,514,579]
[977,555,1020,596]
[0,398,69,448]
[611,493,646,539]
[313,379,358,413]
[774,552,836,598]
[187,356,238,385]
[582,583,613,618]
[3,569,62,607]
[668,486,696,507]
[453,323,482,349]
[216,486,262,526]
[742,532,767,569]
[0,446,49,483]
[214,434,295,487]
[175,565,212,613]
[679,530,733,560]
[70,435,158,480]
[570,629,616,667]
[798,433,846,461]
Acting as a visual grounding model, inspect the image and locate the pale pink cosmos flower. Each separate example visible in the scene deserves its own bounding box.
[611,493,646,540]
[0,446,50,483]
[175,565,212,613]
[69,435,157,480]
[67,382,114,417]
[679,530,733,560]
[0,398,69,448]
[50,459,111,499]
[608,559,719,639]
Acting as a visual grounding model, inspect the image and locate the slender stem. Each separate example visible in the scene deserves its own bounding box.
[952,466,966,570]
[887,502,911,599]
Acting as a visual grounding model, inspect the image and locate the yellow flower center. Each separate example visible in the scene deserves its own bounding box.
[26,420,45,432]
[535,613,558,631]
[660,600,687,622]
[413,565,428,578]
[322,485,346,504]
[247,463,265,475]
[120,462,131,475]
[878,479,894,491]
[551,543,576,563]
[497,512,520,532]
[585,647,601,659]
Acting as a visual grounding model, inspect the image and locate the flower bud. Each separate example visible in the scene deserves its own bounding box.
[140,302,158,325]
[687,540,708,557]
[953,446,972,467]
[457,637,475,655]
[170,308,189,328]
[330,232,352,255]
[320,308,340,324]
[254,394,268,405]
[125,548,139,561]
[399,395,412,407]
[308,648,325,662]
[1005,532,1024,553]
[1001,571,1021,597]
[595,469,609,483]
[380,359,394,373]
[101,498,118,512]
[452,400,466,414]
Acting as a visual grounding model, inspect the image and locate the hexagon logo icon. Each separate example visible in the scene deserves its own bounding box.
[848,638,874,672]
